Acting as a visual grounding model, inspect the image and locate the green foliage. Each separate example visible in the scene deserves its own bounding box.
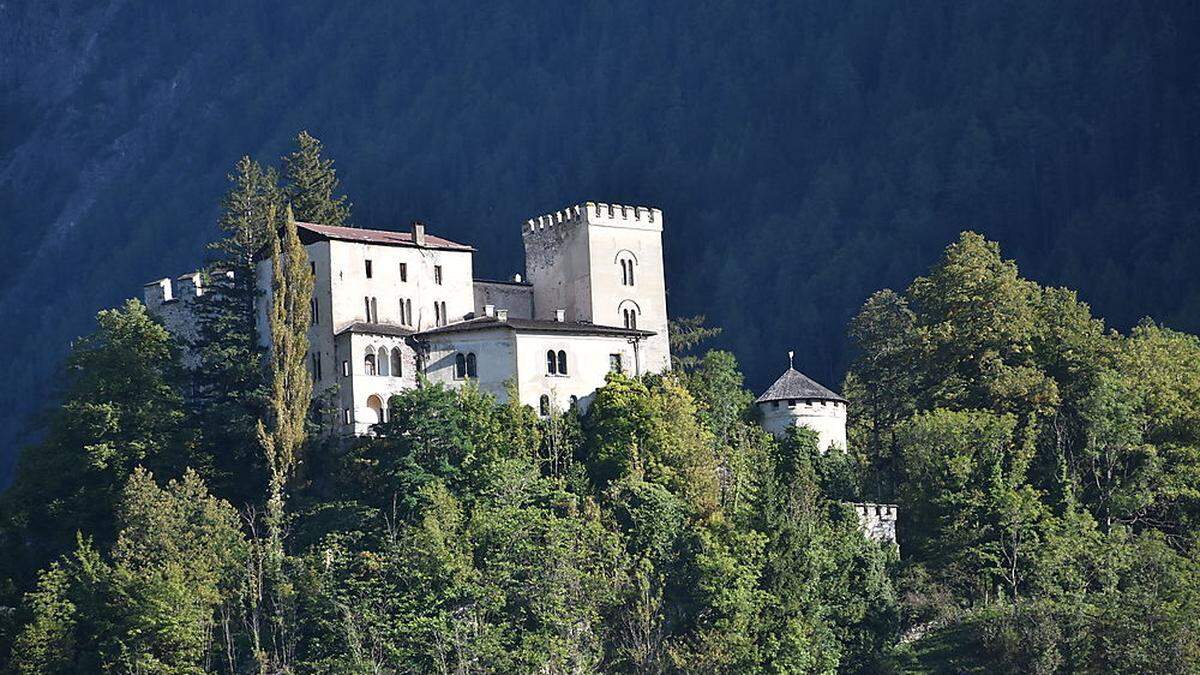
[11,469,246,674]
[283,131,352,227]
[0,300,189,588]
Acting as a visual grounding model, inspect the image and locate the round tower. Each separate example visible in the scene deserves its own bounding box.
[756,352,848,452]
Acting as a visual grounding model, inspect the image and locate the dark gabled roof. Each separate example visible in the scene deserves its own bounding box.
[334,322,416,338]
[253,222,474,260]
[755,368,846,404]
[415,315,655,339]
[295,221,474,251]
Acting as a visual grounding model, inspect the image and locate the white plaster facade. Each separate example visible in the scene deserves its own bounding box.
[146,202,672,434]
[523,203,671,372]
[758,398,848,452]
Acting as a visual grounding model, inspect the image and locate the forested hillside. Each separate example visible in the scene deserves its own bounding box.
[3,0,1199,481]
[0,194,1196,670]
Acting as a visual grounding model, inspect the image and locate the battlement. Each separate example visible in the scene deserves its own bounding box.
[522,201,663,236]
[142,272,205,309]
[851,502,899,548]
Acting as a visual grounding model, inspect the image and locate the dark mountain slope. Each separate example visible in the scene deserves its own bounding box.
[2,0,1198,482]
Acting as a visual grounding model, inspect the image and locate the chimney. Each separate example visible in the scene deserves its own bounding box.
[554,309,566,322]
[497,309,508,322]
[411,221,427,247]
[484,304,496,318]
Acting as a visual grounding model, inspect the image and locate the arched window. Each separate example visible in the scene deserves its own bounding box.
[539,395,550,416]
[364,351,377,376]
[546,350,557,375]
[557,350,568,375]
[455,353,467,379]
[466,353,477,378]
[366,394,385,424]
[615,251,637,286]
[377,347,390,377]
[619,300,641,330]
[390,348,403,376]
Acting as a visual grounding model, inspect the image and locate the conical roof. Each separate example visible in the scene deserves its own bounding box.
[755,367,846,404]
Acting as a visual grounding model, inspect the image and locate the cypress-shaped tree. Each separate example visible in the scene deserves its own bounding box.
[282,131,351,227]
[252,205,313,671]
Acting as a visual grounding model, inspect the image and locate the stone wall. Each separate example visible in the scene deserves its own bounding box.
[851,502,898,549]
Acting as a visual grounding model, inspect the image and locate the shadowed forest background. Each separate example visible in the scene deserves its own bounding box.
[3,0,1200,482]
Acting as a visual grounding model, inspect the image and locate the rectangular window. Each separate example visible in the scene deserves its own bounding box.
[434,302,441,326]
[439,301,447,326]
[310,261,316,276]
[342,360,350,377]
[310,297,319,324]
[370,297,378,323]
[343,408,352,424]
[399,262,407,282]
[609,353,623,373]
[311,353,319,380]
[365,260,373,278]
[364,296,371,321]
[434,265,443,285]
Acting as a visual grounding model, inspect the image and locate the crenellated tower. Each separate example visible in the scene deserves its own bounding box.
[522,202,671,372]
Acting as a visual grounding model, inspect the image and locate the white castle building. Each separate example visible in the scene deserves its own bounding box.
[142,198,896,546]
[148,201,670,435]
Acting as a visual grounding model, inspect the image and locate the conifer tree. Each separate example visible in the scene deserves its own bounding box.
[189,156,282,504]
[282,131,351,227]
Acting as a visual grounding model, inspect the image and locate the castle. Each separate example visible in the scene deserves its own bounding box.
[144,200,896,546]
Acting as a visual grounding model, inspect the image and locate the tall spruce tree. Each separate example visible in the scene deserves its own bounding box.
[282,131,351,227]
[188,156,282,505]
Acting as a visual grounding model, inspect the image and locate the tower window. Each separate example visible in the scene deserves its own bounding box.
[623,308,638,330]
[399,262,408,282]
[311,297,319,324]
[434,265,443,285]
[365,260,373,278]
[620,258,636,286]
